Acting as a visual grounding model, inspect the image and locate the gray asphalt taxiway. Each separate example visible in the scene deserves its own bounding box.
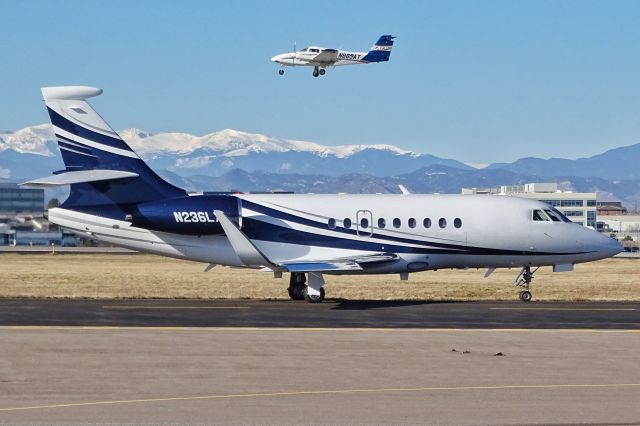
[1,299,639,424]
[1,298,639,328]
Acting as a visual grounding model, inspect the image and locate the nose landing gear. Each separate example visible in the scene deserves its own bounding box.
[278,69,285,76]
[514,266,538,302]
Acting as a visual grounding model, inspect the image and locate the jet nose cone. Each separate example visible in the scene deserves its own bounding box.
[602,236,623,258]
[586,230,623,259]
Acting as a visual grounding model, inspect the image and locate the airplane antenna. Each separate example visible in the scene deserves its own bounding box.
[293,41,296,65]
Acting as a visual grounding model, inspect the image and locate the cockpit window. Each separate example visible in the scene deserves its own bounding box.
[533,210,550,221]
[299,47,308,52]
[309,48,320,53]
[550,207,573,223]
[544,209,561,222]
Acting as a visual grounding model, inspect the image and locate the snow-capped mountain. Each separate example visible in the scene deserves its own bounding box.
[2,124,639,207]
[0,124,472,179]
[0,124,57,156]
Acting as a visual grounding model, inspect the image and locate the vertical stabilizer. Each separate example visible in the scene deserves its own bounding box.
[362,35,396,63]
[42,86,185,207]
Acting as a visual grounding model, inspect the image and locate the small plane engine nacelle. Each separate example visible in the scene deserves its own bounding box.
[129,195,239,235]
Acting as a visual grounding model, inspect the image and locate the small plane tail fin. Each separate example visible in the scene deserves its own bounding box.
[40,86,185,207]
[362,35,396,63]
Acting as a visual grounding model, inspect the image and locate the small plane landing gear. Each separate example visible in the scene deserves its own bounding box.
[319,68,326,76]
[514,266,538,302]
[313,66,320,77]
[287,272,306,300]
[303,286,325,303]
[278,69,285,76]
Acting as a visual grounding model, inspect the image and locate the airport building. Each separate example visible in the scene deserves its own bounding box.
[462,183,597,227]
[0,183,44,214]
[0,183,79,246]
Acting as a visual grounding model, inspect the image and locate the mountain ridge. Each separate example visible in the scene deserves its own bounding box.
[1,124,639,207]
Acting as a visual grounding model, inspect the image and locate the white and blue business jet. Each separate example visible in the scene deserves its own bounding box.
[271,34,395,77]
[25,86,621,303]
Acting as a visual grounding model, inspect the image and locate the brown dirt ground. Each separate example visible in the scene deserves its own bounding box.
[0,254,638,301]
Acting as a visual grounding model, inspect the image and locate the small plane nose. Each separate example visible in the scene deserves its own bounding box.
[271,54,282,62]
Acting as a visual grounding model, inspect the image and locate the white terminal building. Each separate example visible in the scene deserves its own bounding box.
[462,183,597,227]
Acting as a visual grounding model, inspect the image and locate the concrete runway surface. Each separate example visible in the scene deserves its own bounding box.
[1,300,639,424]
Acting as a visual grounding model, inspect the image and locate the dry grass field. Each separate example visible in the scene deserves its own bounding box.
[0,253,638,301]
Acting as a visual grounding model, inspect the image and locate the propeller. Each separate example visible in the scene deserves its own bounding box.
[292,41,296,65]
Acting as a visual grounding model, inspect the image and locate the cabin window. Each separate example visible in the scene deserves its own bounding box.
[393,218,401,228]
[454,218,462,228]
[360,217,369,228]
[408,218,416,228]
[378,218,386,228]
[343,218,352,228]
[423,218,432,228]
[533,210,549,221]
[328,218,336,229]
[439,218,447,228]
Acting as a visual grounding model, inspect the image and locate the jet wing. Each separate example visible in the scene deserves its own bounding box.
[310,49,339,65]
[281,253,399,273]
[214,210,399,273]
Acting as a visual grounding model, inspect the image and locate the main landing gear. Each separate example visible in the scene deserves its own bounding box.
[287,272,325,303]
[312,66,326,77]
[287,272,306,300]
[514,266,539,302]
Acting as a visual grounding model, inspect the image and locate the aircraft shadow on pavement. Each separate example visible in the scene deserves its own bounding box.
[327,299,465,310]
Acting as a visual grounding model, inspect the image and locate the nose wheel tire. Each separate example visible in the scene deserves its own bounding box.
[278,69,284,76]
[519,290,532,302]
[303,286,325,303]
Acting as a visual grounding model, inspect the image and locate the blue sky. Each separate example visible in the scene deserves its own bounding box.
[2,0,640,164]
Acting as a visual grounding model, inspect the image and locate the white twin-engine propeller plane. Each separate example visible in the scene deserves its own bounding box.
[25,86,622,303]
[271,34,396,77]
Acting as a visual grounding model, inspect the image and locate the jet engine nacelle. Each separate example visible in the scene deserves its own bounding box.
[130,195,239,235]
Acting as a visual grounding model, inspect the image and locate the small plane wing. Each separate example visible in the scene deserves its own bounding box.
[310,49,339,65]
[214,210,399,273]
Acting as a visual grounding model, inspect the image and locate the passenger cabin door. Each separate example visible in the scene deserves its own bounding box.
[356,210,373,237]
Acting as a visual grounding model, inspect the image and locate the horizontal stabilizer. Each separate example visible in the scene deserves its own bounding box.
[42,86,103,101]
[21,170,139,187]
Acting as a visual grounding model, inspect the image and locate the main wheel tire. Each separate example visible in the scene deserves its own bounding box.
[303,286,325,303]
[287,284,306,300]
[319,69,326,75]
[278,69,284,76]
[313,70,319,77]
[519,290,532,302]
